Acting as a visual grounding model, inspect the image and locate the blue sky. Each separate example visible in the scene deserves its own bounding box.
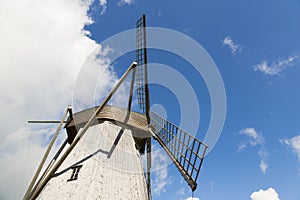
[83,1,300,199]
[0,0,300,200]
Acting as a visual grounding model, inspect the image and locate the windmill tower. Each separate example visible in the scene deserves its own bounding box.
[23,15,208,200]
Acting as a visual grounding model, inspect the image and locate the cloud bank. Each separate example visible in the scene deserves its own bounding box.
[0,0,118,199]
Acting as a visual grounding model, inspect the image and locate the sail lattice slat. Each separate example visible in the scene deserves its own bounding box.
[135,15,147,114]
[150,112,208,191]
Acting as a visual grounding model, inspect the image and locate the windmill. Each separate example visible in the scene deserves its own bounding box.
[23,15,208,200]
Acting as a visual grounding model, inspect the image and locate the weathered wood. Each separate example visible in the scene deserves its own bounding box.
[28,120,67,123]
[29,139,68,198]
[24,106,71,200]
[150,112,208,192]
[29,62,137,200]
[39,122,148,199]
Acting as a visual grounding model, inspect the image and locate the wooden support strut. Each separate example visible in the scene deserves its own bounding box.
[29,61,137,200]
[23,106,71,200]
[29,139,68,198]
[127,67,136,112]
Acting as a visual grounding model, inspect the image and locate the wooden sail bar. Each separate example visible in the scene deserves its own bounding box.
[135,14,150,123]
[149,112,208,191]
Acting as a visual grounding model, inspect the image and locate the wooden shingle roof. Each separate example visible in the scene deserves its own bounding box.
[65,105,149,150]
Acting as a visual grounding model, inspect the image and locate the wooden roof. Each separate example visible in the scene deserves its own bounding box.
[65,105,149,150]
[66,105,148,131]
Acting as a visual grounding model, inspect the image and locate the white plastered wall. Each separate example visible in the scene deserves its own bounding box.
[39,121,148,200]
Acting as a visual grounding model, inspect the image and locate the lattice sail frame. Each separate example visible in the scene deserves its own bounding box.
[150,112,208,191]
[135,15,149,116]
[135,14,207,193]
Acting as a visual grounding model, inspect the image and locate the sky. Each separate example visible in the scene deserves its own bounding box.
[0,0,300,200]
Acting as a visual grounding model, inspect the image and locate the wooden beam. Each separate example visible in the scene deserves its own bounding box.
[28,120,66,123]
[29,139,68,198]
[24,106,71,200]
[29,62,137,200]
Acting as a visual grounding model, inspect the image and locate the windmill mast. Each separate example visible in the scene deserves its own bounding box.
[135,14,152,198]
[136,14,151,123]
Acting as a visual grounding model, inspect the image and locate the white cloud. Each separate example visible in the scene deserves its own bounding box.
[239,128,268,173]
[186,197,200,200]
[238,144,247,152]
[152,167,168,195]
[254,55,298,75]
[259,159,268,174]
[250,188,280,200]
[258,147,269,173]
[118,0,135,5]
[223,36,241,55]
[151,146,172,196]
[0,0,118,199]
[239,128,264,146]
[177,187,185,196]
[99,0,107,14]
[281,135,300,161]
[72,46,120,110]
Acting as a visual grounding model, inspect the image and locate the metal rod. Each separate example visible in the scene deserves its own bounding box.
[23,106,71,200]
[28,120,67,123]
[29,62,137,200]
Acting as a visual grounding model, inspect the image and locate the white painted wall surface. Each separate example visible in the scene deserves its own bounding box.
[39,121,148,200]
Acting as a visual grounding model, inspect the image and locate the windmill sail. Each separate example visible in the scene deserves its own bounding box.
[135,15,152,199]
[135,14,150,121]
[150,112,208,191]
